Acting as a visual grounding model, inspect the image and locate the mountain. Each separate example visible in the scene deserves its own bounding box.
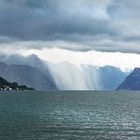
[0,54,55,84]
[98,66,130,90]
[0,76,34,91]
[48,62,130,90]
[117,68,140,90]
[0,54,130,90]
[0,62,57,91]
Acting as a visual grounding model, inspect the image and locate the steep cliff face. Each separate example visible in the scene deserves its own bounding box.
[117,68,140,90]
[0,55,130,90]
[98,66,129,90]
[48,62,129,90]
[0,62,57,91]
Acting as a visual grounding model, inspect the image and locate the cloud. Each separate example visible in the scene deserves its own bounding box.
[0,0,120,40]
[0,0,140,53]
[1,40,140,56]
[0,44,140,70]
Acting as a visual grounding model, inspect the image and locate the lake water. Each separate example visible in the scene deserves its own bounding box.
[0,91,140,140]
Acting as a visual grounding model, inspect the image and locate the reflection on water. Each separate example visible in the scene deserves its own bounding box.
[0,91,140,139]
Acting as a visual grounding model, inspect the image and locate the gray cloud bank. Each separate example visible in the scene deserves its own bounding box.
[0,0,140,53]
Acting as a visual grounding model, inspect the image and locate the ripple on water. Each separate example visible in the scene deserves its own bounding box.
[0,91,140,139]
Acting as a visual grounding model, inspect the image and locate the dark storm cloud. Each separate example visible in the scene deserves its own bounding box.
[0,0,121,41]
[0,0,140,53]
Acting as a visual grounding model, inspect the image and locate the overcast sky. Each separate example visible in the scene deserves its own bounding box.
[0,0,140,69]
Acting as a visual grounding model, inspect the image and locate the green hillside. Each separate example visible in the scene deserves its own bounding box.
[0,76,35,91]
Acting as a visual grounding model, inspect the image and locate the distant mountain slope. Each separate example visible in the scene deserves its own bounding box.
[117,68,140,90]
[0,54,130,90]
[0,62,57,91]
[0,54,55,85]
[98,66,130,90]
[0,76,34,91]
[48,62,130,90]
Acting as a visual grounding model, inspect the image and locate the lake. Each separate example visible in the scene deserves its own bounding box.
[0,91,140,139]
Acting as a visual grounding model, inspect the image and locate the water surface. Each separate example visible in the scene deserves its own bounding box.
[0,91,140,140]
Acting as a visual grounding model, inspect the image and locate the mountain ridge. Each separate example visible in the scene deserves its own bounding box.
[0,61,57,91]
[117,68,140,90]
